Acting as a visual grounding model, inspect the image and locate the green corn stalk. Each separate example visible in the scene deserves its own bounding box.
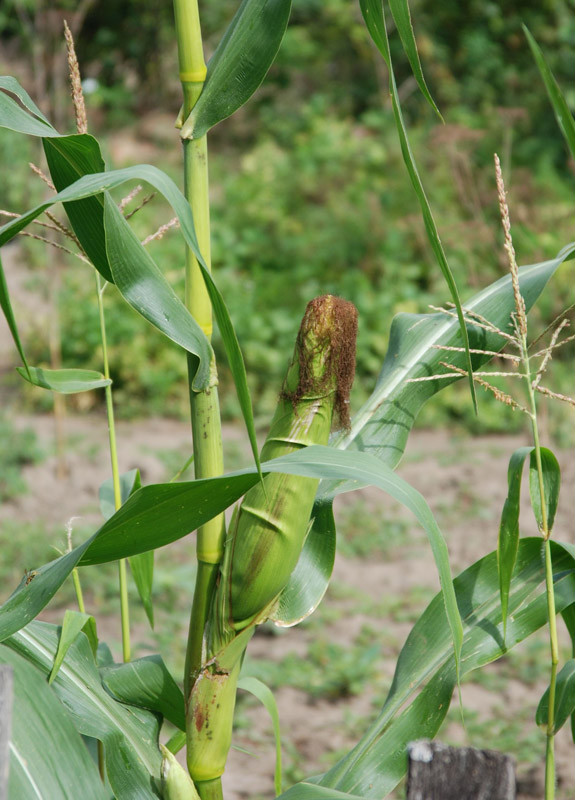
[186,295,358,790]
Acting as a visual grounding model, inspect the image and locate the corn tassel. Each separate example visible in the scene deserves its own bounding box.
[186,295,357,787]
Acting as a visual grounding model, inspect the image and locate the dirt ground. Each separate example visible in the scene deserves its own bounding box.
[2,406,575,800]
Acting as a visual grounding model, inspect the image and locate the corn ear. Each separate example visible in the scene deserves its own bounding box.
[160,744,201,800]
[185,296,357,787]
[227,294,357,627]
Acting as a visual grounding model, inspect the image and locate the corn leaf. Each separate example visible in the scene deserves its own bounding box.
[0,645,109,800]
[326,246,575,497]
[49,610,98,683]
[292,538,575,799]
[238,676,283,795]
[99,468,141,520]
[528,447,560,535]
[359,0,476,410]
[180,0,292,140]
[536,658,575,734]
[498,446,533,637]
[6,622,162,800]
[387,0,441,117]
[16,365,111,393]
[0,76,53,126]
[271,500,336,627]
[0,249,30,377]
[524,27,575,160]
[101,655,185,732]
[44,135,112,281]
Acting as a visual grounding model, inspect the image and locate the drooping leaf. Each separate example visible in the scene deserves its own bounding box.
[0,162,260,472]
[498,446,533,637]
[0,645,109,800]
[536,659,575,734]
[238,676,283,795]
[49,610,98,683]
[16,365,111,393]
[101,655,185,732]
[104,194,212,390]
[326,246,575,497]
[0,249,30,376]
[528,447,560,535]
[0,79,58,136]
[43,135,111,281]
[524,26,575,160]
[271,500,336,627]
[7,622,162,799]
[180,0,292,140]
[359,0,476,410]
[387,0,441,117]
[0,76,54,126]
[295,539,575,799]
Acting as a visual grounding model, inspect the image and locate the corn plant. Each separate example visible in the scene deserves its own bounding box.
[1,3,575,800]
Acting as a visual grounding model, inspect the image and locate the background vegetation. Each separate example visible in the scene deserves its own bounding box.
[1,0,575,433]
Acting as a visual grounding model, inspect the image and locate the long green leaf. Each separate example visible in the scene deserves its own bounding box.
[327,247,575,496]
[529,446,560,535]
[180,0,292,140]
[536,658,575,734]
[7,622,162,799]
[16,365,111,393]
[238,676,283,795]
[359,0,476,410]
[101,655,185,732]
[49,610,98,683]
[0,86,58,136]
[104,193,212,390]
[0,249,30,377]
[387,0,441,117]
[292,539,575,799]
[0,645,109,800]
[498,446,533,637]
[524,26,575,160]
[43,135,112,281]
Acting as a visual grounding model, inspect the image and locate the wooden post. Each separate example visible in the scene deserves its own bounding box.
[0,665,13,800]
[406,739,516,800]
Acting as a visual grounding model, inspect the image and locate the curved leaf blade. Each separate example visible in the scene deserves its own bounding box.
[16,366,111,393]
[0,645,108,800]
[0,76,54,126]
[181,0,292,140]
[359,0,476,410]
[529,446,560,535]
[498,446,533,636]
[238,676,283,795]
[0,250,30,376]
[49,610,98,683]
[387,0,441,117]
[101,655,185,732]
[103,193,212,390]
[0,83,58,136]
[327,247,575,495]
[0,162,260,470]
[271,500,336,627]
[311,539,575,798]
[524,26,575,160]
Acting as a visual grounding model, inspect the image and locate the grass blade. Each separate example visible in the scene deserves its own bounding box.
[528,446,561,535]
[238,676,283,795]
[498,446,533,637]
[359,0,476,411]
